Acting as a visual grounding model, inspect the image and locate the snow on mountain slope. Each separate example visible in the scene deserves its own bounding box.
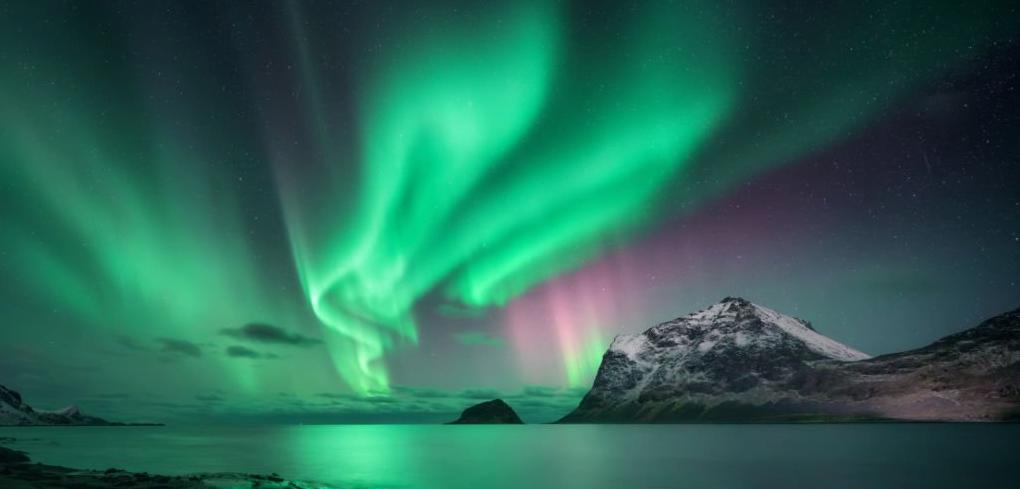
[608,296,867,365]
[741,302,868,361]
[579,297,869,411]
[0,384,113,426]
[560,299,1020,423]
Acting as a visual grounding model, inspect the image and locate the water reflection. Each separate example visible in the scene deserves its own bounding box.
[1,424,1018,489]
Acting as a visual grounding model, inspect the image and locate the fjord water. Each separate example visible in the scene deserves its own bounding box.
[2,424,1018,489]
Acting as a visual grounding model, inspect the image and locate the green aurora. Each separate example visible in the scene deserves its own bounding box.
[276,1,738,392]
[0,0,1016,405]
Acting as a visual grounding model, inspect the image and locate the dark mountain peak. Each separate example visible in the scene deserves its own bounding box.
[920,306,1020,351]
[0,385,25,409]
[714,297,814,330]
[717,297,756,315]
[720,296,752,306]
[641,298,868,362]
[447,399,524,424]
[980,308,1020,328]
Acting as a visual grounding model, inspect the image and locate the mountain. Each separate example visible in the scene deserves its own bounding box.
[0,384,115,426]
[447,399,524,424]
[559,298,1020,423]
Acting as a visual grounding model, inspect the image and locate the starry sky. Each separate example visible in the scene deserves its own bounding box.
[0,1,1018,424]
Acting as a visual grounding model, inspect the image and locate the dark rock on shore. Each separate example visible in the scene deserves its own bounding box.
[0,446,29,463]
[448,399,524,424]
[0,444,328,488]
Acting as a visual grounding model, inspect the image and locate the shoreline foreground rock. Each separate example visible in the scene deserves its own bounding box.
[560,297,1020,423]
[447,399,524,424]
[0,444,328,488]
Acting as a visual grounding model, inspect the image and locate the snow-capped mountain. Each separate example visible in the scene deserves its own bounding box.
[0,384,112,426]
[559,298,1020,422]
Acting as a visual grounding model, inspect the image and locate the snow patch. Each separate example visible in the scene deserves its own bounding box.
[751,303,870,361]
[734,332,750,347]
[697,340,717,353]
[610,334,649,361]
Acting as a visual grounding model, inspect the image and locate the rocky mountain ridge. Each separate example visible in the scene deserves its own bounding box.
[1,384,116,426]
[559,298,1020,422]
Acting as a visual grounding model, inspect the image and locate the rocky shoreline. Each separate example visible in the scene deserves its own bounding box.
[0,444,330,489]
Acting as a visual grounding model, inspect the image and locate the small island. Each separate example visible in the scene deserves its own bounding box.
[447,399,524,424]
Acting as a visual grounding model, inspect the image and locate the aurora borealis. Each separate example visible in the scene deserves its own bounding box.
[275,0,739,393]
[1,1,1018,422]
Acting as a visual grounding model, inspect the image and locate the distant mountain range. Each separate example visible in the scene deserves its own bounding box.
[559,297,1020,423]
[0,384,146,426]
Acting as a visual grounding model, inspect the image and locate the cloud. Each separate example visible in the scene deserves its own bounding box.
[225,345,266,359]
[233,385,589,423]
[516,398,577,409]
[221,323,322,347]
[363,396,399,404]
[117,335,150,352]
[521,385,559,397]
[317,392,358,400]
[392,385,450,398]
[452,330,505,347]
[157,338,202,358]
[459,388,501,399]
[146,384,591,423]
[509,385,589,399]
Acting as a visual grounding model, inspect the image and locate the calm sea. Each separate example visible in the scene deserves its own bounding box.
[2,424,1018,489]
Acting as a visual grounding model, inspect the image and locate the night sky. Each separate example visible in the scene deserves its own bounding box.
[1,1,1018,423]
